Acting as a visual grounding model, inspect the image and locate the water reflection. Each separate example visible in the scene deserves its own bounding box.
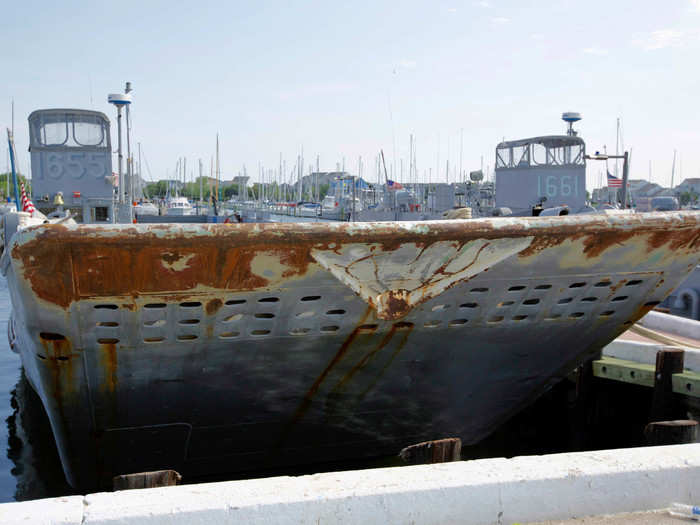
[6,370,75,501]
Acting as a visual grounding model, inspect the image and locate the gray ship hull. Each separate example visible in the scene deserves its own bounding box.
[5,212,700,490]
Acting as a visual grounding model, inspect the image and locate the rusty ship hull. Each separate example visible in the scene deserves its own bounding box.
[5,212,700,489]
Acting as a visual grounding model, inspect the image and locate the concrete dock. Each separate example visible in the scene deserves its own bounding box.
[1,444,698,524]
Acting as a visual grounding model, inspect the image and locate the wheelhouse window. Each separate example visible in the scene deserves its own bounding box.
[72,115,106,146]
[31,112,108,148]
[496,138,584,168]
[38,114,69,146]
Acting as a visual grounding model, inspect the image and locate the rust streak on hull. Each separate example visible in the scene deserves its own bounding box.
[283,306,374,433]
[332,322,402,393]
[100,342,118,394]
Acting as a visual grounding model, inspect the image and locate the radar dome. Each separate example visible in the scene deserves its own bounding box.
[562,112,582,136]
[469,170,484,182]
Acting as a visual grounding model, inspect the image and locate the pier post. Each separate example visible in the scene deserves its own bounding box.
[644,420,698,445]
[650,347,685,422]
[113,470,182,491]
[399,438,462,465]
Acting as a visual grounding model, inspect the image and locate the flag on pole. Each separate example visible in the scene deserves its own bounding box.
[607,172,623,188]
[387,179,403,190]
[20,182,35,214]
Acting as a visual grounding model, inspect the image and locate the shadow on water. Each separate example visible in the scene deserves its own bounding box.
[6,370,76,501]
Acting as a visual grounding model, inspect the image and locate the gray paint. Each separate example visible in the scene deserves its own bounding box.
[495,135,586,215]
[5,213,700,489]
[28,109,113,207]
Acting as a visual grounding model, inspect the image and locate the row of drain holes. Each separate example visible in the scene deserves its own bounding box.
[96,309,347,327]
[93,296,346,342]
[92,295,641,332]
[40,288,660,344]
[87,299,660,344]
[43,297,651,348]
[89,279,646,313]
[93,295,323,311]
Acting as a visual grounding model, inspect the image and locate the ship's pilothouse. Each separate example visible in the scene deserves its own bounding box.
[28,109,115,222]
[494,113,591,216]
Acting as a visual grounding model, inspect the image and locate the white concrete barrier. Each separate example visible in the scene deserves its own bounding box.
[0,495,83,525]
[604,339,700,372]
[1,444,699,524]
[639,310,700,342]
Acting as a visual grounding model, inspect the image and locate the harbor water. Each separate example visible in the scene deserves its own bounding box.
[0,279,14,502]
[0,278,76,503]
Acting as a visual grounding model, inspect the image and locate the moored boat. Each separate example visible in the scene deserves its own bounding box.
[165,196,195,216]
[3,211,700,489]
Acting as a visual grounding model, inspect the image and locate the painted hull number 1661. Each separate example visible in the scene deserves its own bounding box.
[537,174,580,198]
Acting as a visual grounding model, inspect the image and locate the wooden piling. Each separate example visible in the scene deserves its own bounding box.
[650,347,685,422]
[113,469,182,491]
[399,438,462,465]
[644,420,698,445]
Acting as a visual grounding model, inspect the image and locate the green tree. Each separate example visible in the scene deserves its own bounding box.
[0,172,30,200]
[319,183,330,199]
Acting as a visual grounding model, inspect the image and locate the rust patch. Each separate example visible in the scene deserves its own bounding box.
[280,246,312,278]
[39,334,75,360]
[518,234,568,258]
[582,231,636,258]
[100,342,118,393]
[609,279,626,293]
[12,212,700,311]
[647,228,700,252]
[377,290,412,321]
[205,298,223,315]
[38,335,76,416]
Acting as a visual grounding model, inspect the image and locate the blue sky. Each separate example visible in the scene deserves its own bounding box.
[1,0,699,190]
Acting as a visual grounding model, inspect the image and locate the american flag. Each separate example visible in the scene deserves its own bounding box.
[607,172,622,188]
[20,182,35,214]
[386,179,403,190]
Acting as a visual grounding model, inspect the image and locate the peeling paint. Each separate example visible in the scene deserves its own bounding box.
[161,253,196,272]
[311,237,534,320]
[9,211,700,320]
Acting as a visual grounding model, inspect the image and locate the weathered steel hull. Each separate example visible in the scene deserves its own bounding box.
[6,212,700,490]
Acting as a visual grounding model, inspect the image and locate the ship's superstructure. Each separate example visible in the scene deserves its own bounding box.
[495,113,588,216]
[28,109,115,222]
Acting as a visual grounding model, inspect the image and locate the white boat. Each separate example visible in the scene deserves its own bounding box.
[166,197,194,216]
[0,202,17,215]
[133,201,159,216]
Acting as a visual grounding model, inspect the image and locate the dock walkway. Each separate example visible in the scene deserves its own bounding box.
[1,444,699,524]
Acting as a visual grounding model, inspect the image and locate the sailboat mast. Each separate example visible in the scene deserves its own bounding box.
[137,142,142,200]
[209,156,214,202]
[671,150,677,189]
[614,118,620,179]
[459,128,463,184]
[216,134,220,202]
[199,159,203,204]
